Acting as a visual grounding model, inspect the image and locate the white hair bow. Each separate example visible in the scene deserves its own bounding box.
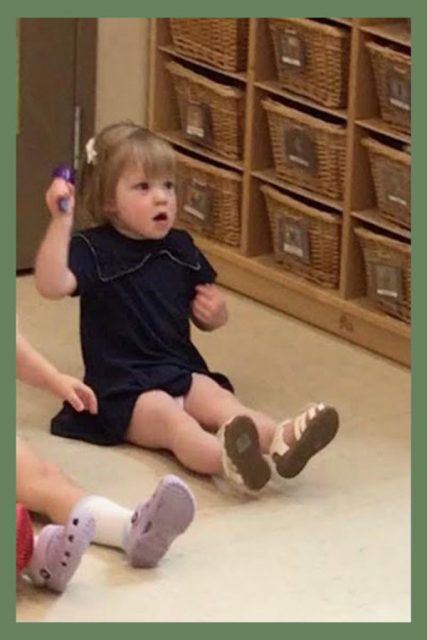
[85,137,98,165]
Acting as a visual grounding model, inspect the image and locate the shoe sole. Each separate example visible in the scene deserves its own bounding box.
[127,475,195,568]
[273,406,339,478]
[224,415,271,491]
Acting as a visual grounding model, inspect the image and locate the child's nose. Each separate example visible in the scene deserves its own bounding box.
[153,185,169,201]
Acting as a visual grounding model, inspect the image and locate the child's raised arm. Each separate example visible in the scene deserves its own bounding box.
[16,329,97,414]
[34,178,78,299]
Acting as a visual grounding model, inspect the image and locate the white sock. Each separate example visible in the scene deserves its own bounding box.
[75,495,133,549]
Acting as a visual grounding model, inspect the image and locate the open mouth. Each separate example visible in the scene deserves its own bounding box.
[153,213,168,222]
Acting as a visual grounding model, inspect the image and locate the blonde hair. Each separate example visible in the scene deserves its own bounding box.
[77,122,176,224]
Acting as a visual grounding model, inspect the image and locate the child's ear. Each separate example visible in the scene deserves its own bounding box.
[103,199,116,213]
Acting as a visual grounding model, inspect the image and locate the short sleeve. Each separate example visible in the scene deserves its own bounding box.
[191,247,217,286]
[172,229,217,288]
[69,234,99,296]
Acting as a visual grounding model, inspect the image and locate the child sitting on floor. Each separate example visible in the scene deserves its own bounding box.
[34,122,339,496]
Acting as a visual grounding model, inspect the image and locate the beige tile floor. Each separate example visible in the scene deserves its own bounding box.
[16,274,411,622]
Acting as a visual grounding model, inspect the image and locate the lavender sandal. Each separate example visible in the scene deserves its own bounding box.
[29,505,95,592]
[125,475,195,568]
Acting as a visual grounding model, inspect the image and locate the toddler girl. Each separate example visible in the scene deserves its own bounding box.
[35,122,339,496]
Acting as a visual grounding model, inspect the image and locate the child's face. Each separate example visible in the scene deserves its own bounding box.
[108,165,177,239]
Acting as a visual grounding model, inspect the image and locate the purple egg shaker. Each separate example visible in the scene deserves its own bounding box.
[52,165,76,213]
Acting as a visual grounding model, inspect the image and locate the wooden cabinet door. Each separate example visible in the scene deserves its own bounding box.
[16,18,96,270]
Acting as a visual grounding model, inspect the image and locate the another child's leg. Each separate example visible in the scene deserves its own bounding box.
[79,475,195,568]
[16,436,87,524]
[16,437,193,568]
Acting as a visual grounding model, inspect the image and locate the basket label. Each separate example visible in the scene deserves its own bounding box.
[284,127,317,172]
[185,102,213,145]
[388,194,407,206]
[279,29,305,71]
[373,263,403,302]
[182,178,213,227]
[381,166,410,210]
[386,67,411,112]
[279,217,310,264]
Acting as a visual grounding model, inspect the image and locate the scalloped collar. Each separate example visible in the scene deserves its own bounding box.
[73,224,202,282]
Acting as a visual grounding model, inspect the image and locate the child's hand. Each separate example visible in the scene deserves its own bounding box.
[45,178,75,218]
[51,374,98,414]
[191,284,229,331]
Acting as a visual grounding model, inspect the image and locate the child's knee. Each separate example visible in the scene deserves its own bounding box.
[209,384,235,407]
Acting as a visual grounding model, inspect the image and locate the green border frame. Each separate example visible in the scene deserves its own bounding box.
[6,0,422,634]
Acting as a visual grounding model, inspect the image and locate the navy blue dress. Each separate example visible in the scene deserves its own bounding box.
[51,224,233,445]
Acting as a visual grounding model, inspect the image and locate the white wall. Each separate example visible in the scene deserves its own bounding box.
[95,18,149,130]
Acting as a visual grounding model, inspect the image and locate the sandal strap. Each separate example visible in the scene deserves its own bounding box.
[270,403,326,455]
[269,420,292,457]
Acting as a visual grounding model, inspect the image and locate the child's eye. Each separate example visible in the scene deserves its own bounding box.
[164,181,175,190]
[136,182,150,191]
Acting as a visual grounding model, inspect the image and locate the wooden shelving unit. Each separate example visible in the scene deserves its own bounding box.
[351,209,411,241]
[252,169,343,211]
[357,118,411,145]
[159,130,245,171]
[158,44,248,82]
[359,18,411,47]
[253,80,348,120]
[148,18,411,366]
[331,18,352,25]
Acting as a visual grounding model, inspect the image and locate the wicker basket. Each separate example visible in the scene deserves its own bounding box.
[269,18,350,108]
[169,19,249,72]
[176,152,242,246]
[355,226,410,322]
[166,61,245,161]
[261,183,342,288]
[362,137,411,229]
[366,41,411,133]
[262,98,347,200]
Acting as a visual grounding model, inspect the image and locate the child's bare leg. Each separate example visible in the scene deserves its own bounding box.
[184,374,277,451]
[16,436,86,524]
[125,390,223,475]
[16,437,94,591]
[127,390,273,494]
[184,375,339,480]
